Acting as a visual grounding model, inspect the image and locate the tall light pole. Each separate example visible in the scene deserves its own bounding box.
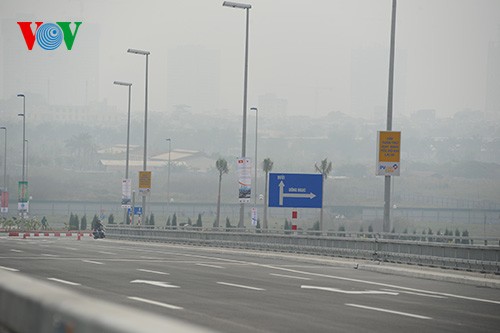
[114,80,132,225]
[0,127,6,191]
[250,107,258,205]
[25,140,28,182]
[165,138,171,215]
[383,0,397,233]
[127,48,150,221]
[17,94,25,182]
[223,1,252,228]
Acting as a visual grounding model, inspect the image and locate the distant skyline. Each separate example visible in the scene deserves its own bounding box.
[1,0,500,120]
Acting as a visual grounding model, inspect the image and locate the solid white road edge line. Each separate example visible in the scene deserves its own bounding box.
[270,273,311,280]
[137,269,170,275]
[217,282,265,291]
[259,265,500,305]
[128,296,183,310]
[0,265,19,272]
[47,278,81,286]
[345,303,432,320]
[301,285,399,295]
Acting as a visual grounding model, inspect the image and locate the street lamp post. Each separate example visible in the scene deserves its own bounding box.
[17,94,25,182]
[383,0,397,233]
[223,1,252,228]
[250,107,258,205]
[0,127,6,191]
[165,138,171,216]
[114,81,133,225]
[25,140,28,182]
[127,48,150,222]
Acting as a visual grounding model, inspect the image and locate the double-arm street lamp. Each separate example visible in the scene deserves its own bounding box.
[17,94,26,182]
[223,1,252,228]
[127,48,150,221]
[114,80,133,224]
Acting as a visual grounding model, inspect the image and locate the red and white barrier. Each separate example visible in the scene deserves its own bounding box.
[6,231,93,239]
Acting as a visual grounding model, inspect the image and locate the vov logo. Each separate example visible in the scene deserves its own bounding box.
[17,22,82,50]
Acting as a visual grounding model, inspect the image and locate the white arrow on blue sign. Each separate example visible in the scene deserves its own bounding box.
[268,173,323,208]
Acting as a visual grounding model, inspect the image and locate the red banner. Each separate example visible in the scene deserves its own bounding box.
[1,191,8,213]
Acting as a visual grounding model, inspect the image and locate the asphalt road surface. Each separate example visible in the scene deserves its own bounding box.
[1,236,499,332]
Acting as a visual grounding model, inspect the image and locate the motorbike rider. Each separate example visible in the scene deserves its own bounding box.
[93,219,105,238]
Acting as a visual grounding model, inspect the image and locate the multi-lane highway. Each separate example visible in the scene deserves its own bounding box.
[1,235,499,332]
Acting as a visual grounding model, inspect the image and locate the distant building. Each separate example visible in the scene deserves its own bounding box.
[166,45,220,113]
[99,148,215,173]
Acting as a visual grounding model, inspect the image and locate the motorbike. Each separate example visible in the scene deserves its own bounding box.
[93,225,106,239]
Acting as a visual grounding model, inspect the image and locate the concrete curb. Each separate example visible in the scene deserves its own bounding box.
[359,263,500,289]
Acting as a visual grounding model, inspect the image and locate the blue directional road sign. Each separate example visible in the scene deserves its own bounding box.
[268,173,323,208]
[133,206,143,216]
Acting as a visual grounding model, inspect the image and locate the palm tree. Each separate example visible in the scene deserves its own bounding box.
[262,158,274,230]
[215,158,229,228]
[315,158,332,232]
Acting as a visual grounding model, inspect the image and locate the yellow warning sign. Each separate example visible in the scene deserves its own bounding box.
[138,171,152,195]
[378,131,401,163]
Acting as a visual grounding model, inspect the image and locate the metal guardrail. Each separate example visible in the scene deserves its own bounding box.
[107,226,500,274]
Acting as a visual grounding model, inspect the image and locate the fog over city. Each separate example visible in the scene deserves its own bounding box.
[0,0,500,229]
[1,0,500,117]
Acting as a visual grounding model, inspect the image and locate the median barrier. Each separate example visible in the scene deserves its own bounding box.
[106,226,500,274]
[0,269,214,333]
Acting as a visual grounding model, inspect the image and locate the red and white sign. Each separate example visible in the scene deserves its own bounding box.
[1,191,8,213]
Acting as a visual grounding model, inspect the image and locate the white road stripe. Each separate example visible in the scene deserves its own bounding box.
[82,260,104,265]
[0,265,19,272]
[137,269,170,275]
[40,253,58,257]
[140,256,163,260]
[63,247,78,251]
[270,273,311,280]
[260,265,500,305]
[128,297,183,310]
[302,285,399,295]
[346,303,432,320]
[10,249,24,253]
[381,288,447,299]
[131,280,179,288]
[196,263,224,269]
[98,251,116,255]
[48,278,81,286]
[217,282,265,291]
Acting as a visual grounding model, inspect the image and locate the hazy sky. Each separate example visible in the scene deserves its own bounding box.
[2,0,500,119]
